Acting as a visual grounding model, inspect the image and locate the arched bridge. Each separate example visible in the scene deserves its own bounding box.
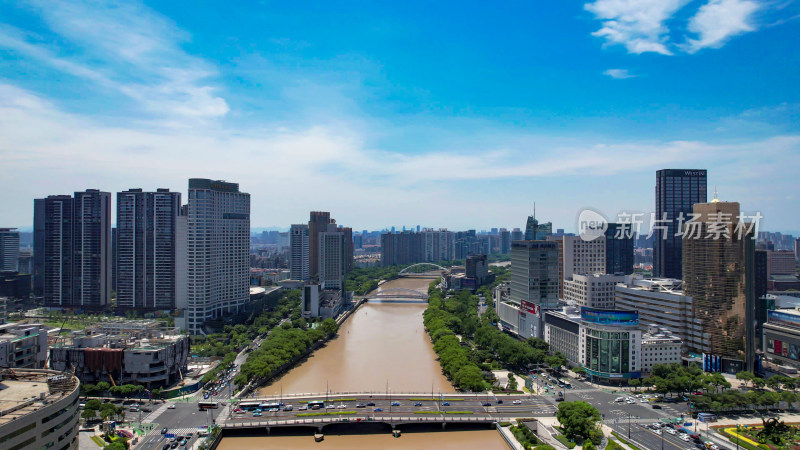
[398,263,451,277]
[365,288,429,301]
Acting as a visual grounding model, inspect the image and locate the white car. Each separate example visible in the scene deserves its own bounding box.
[337,404,347,409]
[639,398,648,402]
[615,397,625,402]
[512,400,522,405]
[167,404,176,409]
[654,429,662,435]
[680,434,690,442]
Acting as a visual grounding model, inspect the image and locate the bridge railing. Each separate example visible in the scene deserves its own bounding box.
[221,415,512,428]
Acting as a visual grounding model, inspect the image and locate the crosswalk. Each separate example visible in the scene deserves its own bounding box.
[142,404,169,424]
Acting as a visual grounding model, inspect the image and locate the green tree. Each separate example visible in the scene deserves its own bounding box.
[736,371,755,387]
[96,381,111,392]
[629,379,641,391]
[571,366,586,377]
[319,318,339,336]
[753,377,766,389]
[81,408,97,421]
[556,401,602,443]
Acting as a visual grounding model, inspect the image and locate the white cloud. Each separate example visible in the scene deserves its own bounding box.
[584,0,690,55]
[603,68,637,79]
[0,0,228,120]
[684,0,760,53]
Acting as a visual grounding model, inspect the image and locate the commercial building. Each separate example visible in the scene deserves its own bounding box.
[640,325,683,373]
[614,276,705,353]
[524,213,552,241]
[37,190,112,308]
[682,199,755,372]
[763,309,800,371]
[498,240,559,339]
[289,224,309,281]
[0,323,49,369]
[544,306,581,367]
[605,223,634,275]
[654,169,708,279]
[49,330,189,388]
[116,188,183,310]
[301,284,345,319]
[466,254,492,286]
[185,179,250,334]
[500,229,511,254]
[318,223,345,290]
[768,250,796,276]
[0,228,19,272]
[0,369,80,450]
[308,211,332,279]
[562,235,606,282]
[33,199,46,297]
[563,273,625,309]
[511,228,523,242]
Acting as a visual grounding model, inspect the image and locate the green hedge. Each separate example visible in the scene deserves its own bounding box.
[296,411,356,417]
[611,432,642,450]
[554,434,576,449]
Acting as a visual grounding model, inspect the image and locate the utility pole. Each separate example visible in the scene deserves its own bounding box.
[628,412,631,440]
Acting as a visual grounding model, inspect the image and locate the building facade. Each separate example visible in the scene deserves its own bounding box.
[185,179,250,334]
[308,211,332,279]
[562,235,606,282]
[605,223,634,275]
[579,307,642,381]
[682,200,755,369]
[0,369,80,450]
[0,323,49,369]
[116,189,182,310]
[319,223,345,290]
[563,273,625,309]
[0,228,19,273]
[768,250,796,276]
[289,224,310,281]
[654,169,708,279]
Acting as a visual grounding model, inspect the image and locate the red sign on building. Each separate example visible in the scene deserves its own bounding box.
[520,300,539,316]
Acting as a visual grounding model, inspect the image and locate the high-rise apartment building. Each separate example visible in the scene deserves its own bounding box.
[682,199,755,371]
[795,238,800,262]
[185,179,249,334]
[33,199,46,297]
[511,228,523,242]
[116,188,182,310]
[422,229,454,262]
[0,228,20,272]
[767,250,796,276]
[308,211,332,280]
[319,223,345,290]
[562,235,606,280]
[605,223,634,275]
[38,191,111,308]
[341,226,354,273]
[381,232,424,267]
[289,224,310,281]
[654,169,707,279]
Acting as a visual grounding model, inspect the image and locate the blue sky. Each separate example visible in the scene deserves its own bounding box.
[0,0,799,233]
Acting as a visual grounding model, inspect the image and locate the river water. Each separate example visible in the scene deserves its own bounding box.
[218,276,506,449]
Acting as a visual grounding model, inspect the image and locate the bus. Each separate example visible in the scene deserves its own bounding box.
[259,402,280,411]
[238,402,261,411]
[307,400,325,410]
[559,379,572,389]
[198,401,219,410]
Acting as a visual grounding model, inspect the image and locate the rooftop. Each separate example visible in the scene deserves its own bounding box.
[0,369,78,426]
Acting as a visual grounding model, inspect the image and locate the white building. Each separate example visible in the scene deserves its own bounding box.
[563,273,625,309]
[319,223,344,290]
[422,229,455,262]
[562,235,606,281]
[614,275,705,353]
[0,228,19,273]
[0,369,80,450]
[641,325,683,373]
[0,323,49,369]
[185,179,250,335]
[289,224,309,281]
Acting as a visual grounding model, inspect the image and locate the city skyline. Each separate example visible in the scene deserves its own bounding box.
[0,2,799,232]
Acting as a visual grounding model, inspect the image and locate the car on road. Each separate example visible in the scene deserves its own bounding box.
[652,405,662,409]
[615,397,625,402]
[141,407,152,412]
[167,404,176,409]
[326,404,336,409]
[482,402,491,406]
[283,405,293,411]
[496,399,503,404]
[654,429,662,435]
[299,405,308,411]
[161,428,168,434]
[442,402,450,406]
[253,412,262,417]
[162,444,170,450]
[556,397,564,402]
[367,402,375,406]
[170,443,178,449]
[179,439,187,446]
[337,404,347,409]
[356,403,366,408]
[373,408,383,412]
[512,400,522,405]
[680,434,691,442]
[391,402,400,406]
[414,402,423,407]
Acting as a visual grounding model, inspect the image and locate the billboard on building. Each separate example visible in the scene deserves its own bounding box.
[768,310,800,329]
[520,300,539,316]
[580,307,638,326]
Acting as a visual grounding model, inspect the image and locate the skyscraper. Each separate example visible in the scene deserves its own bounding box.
[499,229,511,254]
[38,190,111,308]
[654,169,707,279]
[524,210,552,241]
[682,199,755,371]
[33,198,45,297]
[605,223,634,275]
[308,211,332,280]
[0,228,20,272]
[116,188,182,310]
[504,240,559,339]
[381,232,424,267]
[341,226,354,273]
[511,228,523,242]
[319,223,345,290]
[186,179,250,334]
[73,190,112,308]
[289,224,309,281]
